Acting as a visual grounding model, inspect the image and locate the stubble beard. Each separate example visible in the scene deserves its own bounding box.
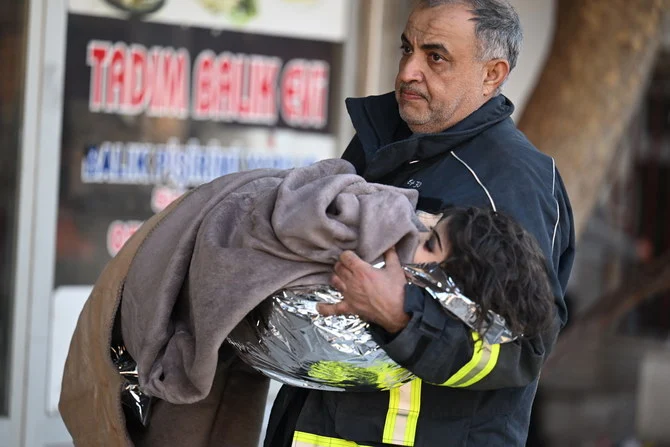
[400,98,458,134]
[398,103,432,132]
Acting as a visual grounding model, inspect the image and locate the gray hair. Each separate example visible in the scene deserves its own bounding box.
[418,0,523,72]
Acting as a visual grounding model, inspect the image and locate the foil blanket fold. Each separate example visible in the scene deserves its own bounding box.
[117,262,517,425]
[227,262,516,392]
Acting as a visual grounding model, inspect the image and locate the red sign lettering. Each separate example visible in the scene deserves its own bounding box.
[193,52,280,124]
[87,40,189,118]
[86,41,330,129]
[87,40,111,112]
[106,220,143,257]
[280,59,329,129]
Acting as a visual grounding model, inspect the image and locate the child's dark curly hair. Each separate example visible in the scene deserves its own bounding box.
[437,207,555,338]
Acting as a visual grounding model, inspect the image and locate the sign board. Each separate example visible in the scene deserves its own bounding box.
[55,11,342,287]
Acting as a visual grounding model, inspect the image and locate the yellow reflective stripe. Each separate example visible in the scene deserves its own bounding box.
[292,431,372,447]
[382,379,421,446]
[405,379,421,442]
[382,385,400,443]
[441,333,485,386]
[457,342,500,387]
[440,332,500,388]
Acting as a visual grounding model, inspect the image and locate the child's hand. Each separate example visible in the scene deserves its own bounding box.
[318,248,410,334]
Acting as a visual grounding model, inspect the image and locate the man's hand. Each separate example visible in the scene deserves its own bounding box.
[318,248,410,334]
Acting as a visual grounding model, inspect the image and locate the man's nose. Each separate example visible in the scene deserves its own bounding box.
[397,55,424,84]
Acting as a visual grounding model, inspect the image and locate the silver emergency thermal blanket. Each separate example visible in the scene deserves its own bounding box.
[116,264,518,422]
[111,344,152,427]
[226,262,517,392]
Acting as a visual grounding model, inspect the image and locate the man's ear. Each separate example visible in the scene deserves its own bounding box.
[483,59,510,96]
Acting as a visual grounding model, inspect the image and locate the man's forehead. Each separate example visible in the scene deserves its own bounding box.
[404,3,475,43]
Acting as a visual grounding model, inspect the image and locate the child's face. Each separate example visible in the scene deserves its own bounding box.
[413,218,450,264]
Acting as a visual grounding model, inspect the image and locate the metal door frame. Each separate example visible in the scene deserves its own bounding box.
[14,0,72,445]
[0,0,55,445]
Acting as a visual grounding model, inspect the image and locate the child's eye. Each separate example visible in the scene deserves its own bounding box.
[424,237,435,252]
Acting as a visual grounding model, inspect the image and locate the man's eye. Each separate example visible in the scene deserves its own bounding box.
[430,53,443,62]
[400,44,412,55]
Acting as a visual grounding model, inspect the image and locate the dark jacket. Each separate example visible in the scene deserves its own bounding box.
[265,92,576,447]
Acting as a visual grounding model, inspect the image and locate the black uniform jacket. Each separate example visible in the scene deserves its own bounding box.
[265,92,575,447]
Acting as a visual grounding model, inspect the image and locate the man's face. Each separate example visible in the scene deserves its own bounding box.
[395,3,489,134]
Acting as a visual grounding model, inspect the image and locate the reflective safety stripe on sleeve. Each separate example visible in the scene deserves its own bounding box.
[292,431,372,447]
[382,379,422,446]
[440,332,500,388]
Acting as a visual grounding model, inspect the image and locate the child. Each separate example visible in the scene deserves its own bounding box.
[231,206,555,394]
[412,206,555,338]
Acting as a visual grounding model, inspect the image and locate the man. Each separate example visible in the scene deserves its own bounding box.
[264,0,575,445]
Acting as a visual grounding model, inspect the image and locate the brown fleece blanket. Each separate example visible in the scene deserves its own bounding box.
[120,159,421,404]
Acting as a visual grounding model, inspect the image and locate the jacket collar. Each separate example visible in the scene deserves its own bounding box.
[345,92,515,181]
